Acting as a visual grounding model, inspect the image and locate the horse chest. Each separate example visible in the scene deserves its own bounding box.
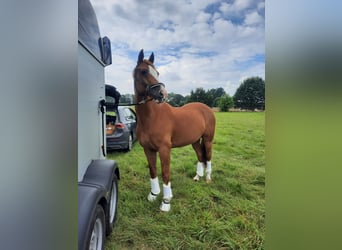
[137,122,172,150]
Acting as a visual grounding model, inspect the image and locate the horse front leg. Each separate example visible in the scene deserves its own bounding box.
[144,148,160,201]
[159,145,173,212]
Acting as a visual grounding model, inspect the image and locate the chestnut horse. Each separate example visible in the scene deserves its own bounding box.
[133,49,215,212]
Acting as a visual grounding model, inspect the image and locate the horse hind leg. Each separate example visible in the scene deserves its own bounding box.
[206,160,212,183]
[192,140,206,181]
[203,137,213,183]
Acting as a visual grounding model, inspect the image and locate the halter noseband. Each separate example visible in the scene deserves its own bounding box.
[146,82,165,95]
[137,82,166,104]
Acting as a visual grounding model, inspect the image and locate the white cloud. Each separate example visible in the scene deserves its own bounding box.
[258,1,265,11]
[234,0,254,11]
[219,2,231,14]
[244,11,264,26]
[90,0,265,96]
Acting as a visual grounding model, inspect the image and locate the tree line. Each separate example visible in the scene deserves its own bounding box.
[119,76,265,111]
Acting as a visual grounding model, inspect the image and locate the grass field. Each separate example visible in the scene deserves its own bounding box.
[105,112,265,250]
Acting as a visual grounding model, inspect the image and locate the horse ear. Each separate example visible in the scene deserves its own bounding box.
[149,52,154,63]
[137,49,144,65]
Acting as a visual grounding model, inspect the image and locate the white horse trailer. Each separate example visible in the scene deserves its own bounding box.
[78,0,119,249]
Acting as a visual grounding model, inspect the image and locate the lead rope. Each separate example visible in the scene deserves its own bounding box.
[116,97,153,106]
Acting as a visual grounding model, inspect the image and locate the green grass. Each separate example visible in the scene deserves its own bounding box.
[105,112,265,250]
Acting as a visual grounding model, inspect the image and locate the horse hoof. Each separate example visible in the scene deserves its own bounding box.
[193,174,200,181]
[147,192,158,202]
[206,177,212,184]
[160,200,171,212]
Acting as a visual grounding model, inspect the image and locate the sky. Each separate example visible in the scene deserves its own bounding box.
[91,0,265,96]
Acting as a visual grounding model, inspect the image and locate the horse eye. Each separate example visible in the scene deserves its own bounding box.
[141,70,148,76]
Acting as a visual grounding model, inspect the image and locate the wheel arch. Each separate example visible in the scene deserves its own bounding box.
[78,160,120,249]
[78,184,106,250]
[82,159,120,189]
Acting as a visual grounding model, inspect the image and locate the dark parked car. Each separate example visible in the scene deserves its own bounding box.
[106,106,137,151]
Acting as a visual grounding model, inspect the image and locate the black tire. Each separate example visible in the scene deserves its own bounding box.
[86,205,105,250]
[106,175,118,236]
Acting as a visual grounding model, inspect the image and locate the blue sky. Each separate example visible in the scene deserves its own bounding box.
[91,0,264,96]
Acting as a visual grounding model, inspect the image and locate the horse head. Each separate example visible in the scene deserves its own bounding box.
[134,49,167,103]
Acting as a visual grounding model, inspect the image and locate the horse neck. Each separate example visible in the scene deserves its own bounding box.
[134,87,153,119]
[136,100,157,118]
[134,88,144,105]
[135,99,166,130]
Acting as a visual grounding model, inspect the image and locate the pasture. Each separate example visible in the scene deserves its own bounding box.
[105,111,265,249]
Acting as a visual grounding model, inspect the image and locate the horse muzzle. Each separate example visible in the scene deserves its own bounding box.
[147,83,167,103]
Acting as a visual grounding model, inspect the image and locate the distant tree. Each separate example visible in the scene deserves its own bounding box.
[167,92,185,107]
[189,88,208,105]
[211,87,226,107]
[188,87,226,107]
[217,94,234,112]
[183,95,190,104]
[119,94,134,104]
[214,87,225,98]
[206,88,215,107]
[233,77,265,110]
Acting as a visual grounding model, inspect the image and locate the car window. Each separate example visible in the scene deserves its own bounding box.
[130,109,136,120]
[106,96,116,103]
[123,108,136,121]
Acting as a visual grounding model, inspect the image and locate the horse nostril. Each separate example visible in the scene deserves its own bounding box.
[159,91,164,97]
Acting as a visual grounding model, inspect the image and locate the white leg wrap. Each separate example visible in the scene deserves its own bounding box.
[162,182,173,200]
[197,162,204,176]
[193,162,204,181]
[147,177,160,201]
[160,182,172,212]
[206,161,212,183]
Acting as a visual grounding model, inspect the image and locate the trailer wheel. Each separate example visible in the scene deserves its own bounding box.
[106,175,118,235]
[87,205,105,250]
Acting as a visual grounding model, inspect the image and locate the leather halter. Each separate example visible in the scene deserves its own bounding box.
[134,65,166,104]
[137,82,166,104]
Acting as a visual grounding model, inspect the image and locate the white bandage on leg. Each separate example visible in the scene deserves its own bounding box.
[147,177,160,201]
[160,182,173,212]
[206,161,212,183]
[151,177,161,194]
[193,162,204,181]
[162,182,173,200]
[197,162,204,176]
